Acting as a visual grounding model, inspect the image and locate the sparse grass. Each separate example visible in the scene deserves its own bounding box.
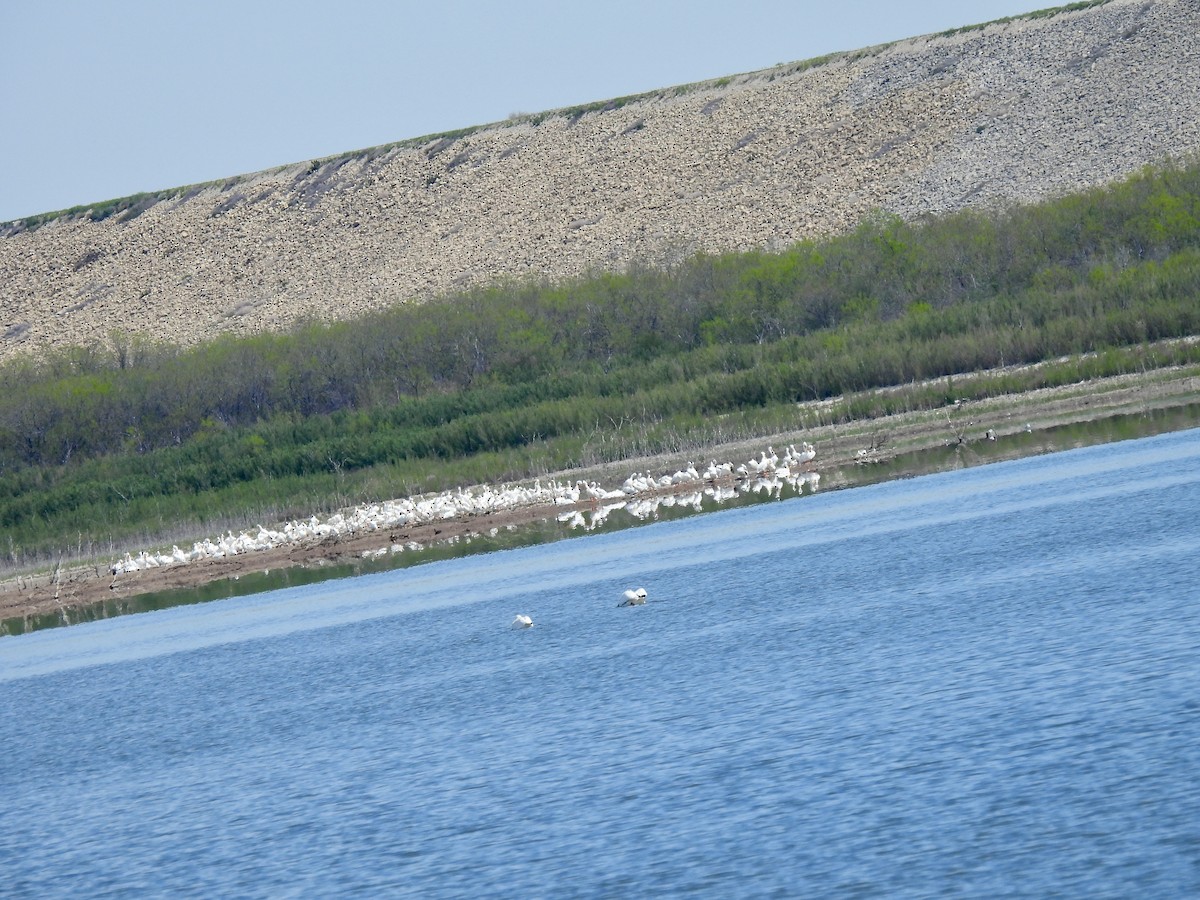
[936,0,1115,38]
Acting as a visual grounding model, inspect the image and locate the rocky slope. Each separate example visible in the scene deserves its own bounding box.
[2,0,1198,361]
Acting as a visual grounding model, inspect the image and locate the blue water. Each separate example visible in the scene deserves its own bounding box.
[3,430,1199,897]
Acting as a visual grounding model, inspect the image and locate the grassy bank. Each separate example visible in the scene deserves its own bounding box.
[4,362,1196,633]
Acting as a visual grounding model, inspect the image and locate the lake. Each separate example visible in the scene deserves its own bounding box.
[2,428,1198,896]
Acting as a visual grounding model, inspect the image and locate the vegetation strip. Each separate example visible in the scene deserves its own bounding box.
[3,366,1195,634]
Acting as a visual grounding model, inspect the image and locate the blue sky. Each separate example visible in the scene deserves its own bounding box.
[2,1,1050,222]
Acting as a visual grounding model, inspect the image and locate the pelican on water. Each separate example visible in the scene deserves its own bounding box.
[619,587,648,607]
[510,614,534,629]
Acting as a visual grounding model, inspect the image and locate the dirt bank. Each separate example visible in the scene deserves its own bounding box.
[2,367,1196,631]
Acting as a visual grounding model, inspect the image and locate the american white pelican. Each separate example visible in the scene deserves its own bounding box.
[510,614,534,629]
[618,587,648,607]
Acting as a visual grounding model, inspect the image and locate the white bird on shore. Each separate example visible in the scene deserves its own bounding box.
[703,460,732,481]
[622,472,652,494]
[619,587,648,607]
[511,614,534,629]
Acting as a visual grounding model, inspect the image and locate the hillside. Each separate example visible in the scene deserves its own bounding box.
[2,0,1199,362]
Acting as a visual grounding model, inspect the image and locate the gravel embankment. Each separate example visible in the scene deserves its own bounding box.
[2,0,1198,360]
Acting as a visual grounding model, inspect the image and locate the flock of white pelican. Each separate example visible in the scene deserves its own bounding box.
[109,443,817,577]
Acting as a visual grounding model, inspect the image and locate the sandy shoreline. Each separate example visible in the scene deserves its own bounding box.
[2,368,1197,631]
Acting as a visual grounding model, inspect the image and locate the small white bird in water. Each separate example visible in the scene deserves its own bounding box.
[511,614,534,629]
[619,587,648,607]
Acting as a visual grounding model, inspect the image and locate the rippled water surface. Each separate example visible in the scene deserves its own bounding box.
[2,429,1199,896]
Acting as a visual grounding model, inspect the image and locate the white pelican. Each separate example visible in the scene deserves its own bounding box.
[618,587,648,607]
[510,614,534,629]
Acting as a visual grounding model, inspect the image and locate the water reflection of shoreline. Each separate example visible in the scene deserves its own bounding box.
[557,471,821,532]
